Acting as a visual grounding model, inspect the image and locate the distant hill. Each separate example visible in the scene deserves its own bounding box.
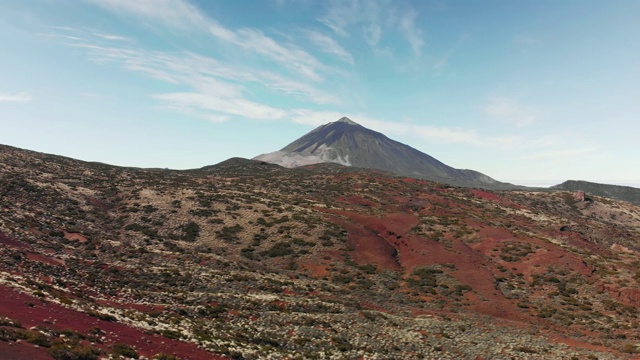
[254,117,519,190]
[551,180,640,206]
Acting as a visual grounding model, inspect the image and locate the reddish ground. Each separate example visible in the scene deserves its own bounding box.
[470,189,501,202]
[0,285,226,360]
[0,340,51,360]
[336,195,378,208]
[0,231,29,249]
[63,231,88,243]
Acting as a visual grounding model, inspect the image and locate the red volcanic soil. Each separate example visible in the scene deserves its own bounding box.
[318,204,533,321]
[400,177,418,183]
[469,189,524,210]
[324,211,424,271]
[336,195,377,208]
[0,231,29,249]
[1,231,65,266]
[470,189,501,202]
[63,231,88,243]
[0,285,225,360]
[331,216,401,271]
[25,252,65,267]
[0,340,51,360]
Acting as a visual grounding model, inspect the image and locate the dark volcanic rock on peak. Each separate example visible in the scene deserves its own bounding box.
[256,117,517,189]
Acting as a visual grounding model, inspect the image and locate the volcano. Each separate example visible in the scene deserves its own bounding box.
[254,117,516,189]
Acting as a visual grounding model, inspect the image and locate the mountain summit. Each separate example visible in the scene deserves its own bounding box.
[254,117,514,189]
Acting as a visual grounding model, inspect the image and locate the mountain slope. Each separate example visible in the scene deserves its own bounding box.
[551,180,640,206]
[254,117,517,189]
[1,144,640,358]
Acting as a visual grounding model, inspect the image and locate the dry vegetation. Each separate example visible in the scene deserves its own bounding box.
[1,144,640,359]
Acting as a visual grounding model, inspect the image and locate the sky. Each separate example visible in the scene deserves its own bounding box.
[1,0,639,187]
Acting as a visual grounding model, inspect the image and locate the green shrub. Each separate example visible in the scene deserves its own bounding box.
[111,342,138,358]
[160,329,182,340]
[48,342,100,360]
[26,331,51,347]
[181,221,200,242]
[262,242,293,257]
[216,224,243,243]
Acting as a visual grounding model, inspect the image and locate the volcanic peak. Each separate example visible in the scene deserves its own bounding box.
[254,117,515,189]
[334,116,359,126]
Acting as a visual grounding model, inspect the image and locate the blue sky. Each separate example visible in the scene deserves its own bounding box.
[1,0,639,187]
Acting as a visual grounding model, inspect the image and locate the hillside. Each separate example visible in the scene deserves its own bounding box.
[1,144,640,359]
[552,180,640,206]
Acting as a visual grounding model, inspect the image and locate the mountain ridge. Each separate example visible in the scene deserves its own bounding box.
[254,117,519,189]
[551,180,640,206]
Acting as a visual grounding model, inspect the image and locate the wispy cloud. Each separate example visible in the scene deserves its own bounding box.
[71,41,341,102]
[62,36,345,123]
[87,0,208,29]
[482,96,537,127]
[397,8,424,56]
[38,33,85,41]
[68,0,360,123]
[433,33,469,74]
[88,0,337,82]
[306,30,354,65]
[42,25,131,43]
[0,92,33,103]
[74,1,532,153]
[153,92,287,121]
[92,32,133,42]
[319,0,425,57]
[211,27,331,82]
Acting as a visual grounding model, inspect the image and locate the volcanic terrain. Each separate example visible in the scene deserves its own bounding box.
[254,117,517,190]
[1,144,640,359]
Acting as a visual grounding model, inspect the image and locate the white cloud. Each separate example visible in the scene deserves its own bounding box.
[218,27,329,82]
[0,92,33,103]
[64,38,349,123]
[89,0,335,82]
[482,96,537,127]
[432,33,469,74]
[87,0,208,29]
[68,41,342,106]
[318,1,354,37]
[153,92,287,121]
[319,0,424,57]
[92,32,132,42]
[38,33,85,41]
[306,30,354,64]
[397,8,424,56]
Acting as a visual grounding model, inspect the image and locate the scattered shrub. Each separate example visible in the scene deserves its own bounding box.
[262,242,293,257]
[111,342,138,358]
[48,342,100,360]
[181,221,200,242]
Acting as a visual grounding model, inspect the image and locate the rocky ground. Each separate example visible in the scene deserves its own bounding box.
[1,144,640,359]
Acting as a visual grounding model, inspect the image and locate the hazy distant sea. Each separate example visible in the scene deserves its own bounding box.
[506,180,640,189]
